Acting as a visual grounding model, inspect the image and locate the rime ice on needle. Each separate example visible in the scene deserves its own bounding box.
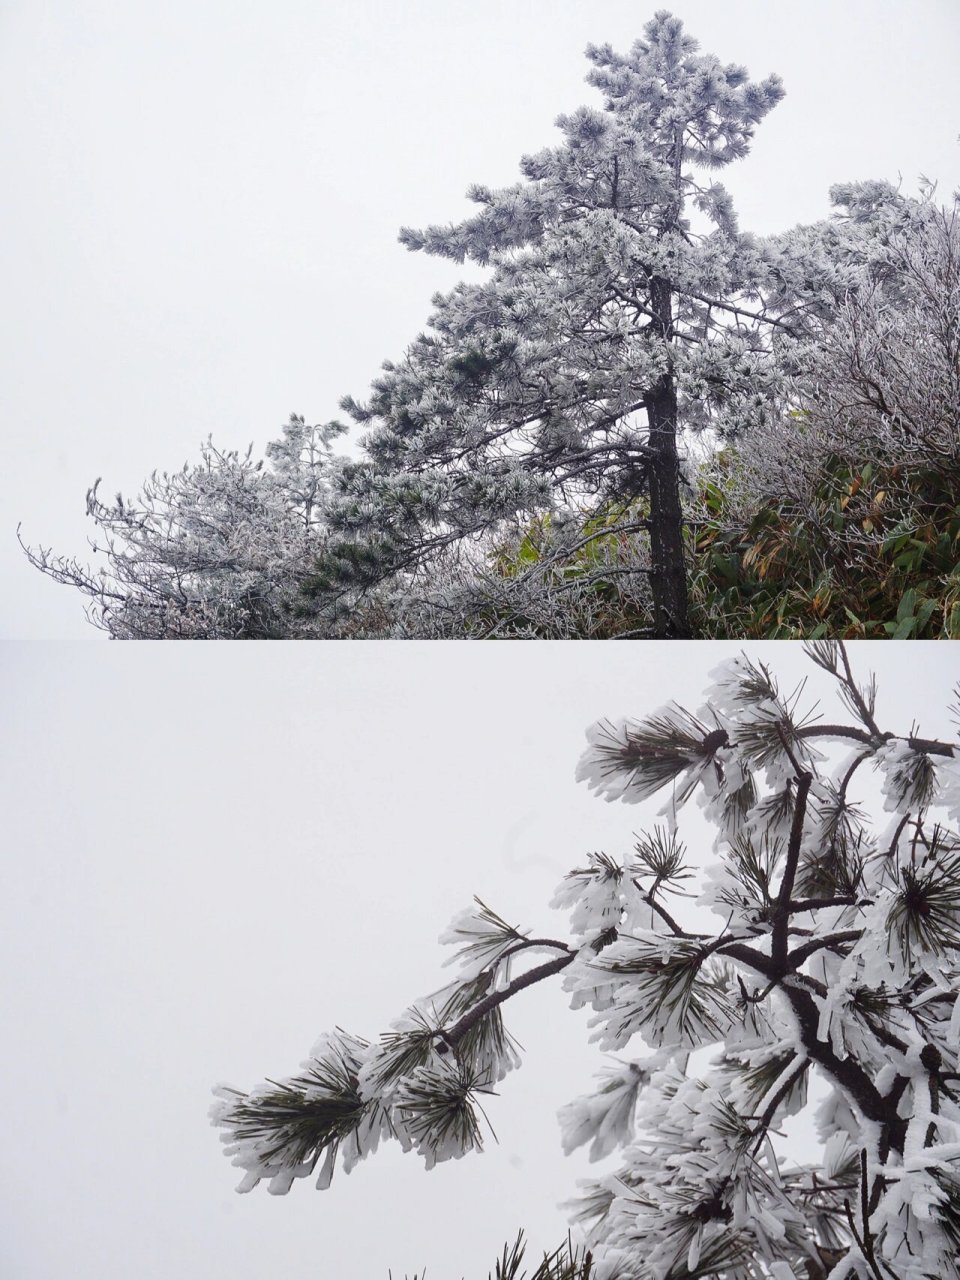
[213,641,960,1279]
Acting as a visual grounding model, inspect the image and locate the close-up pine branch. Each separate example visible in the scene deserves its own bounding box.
[211,642,960,1278]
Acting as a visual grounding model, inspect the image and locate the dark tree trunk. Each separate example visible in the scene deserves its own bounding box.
[645,274,691,638]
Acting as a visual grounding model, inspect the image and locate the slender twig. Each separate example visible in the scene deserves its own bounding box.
[750,1055,809,1156]
[884,812,913,858]
[838,644,882,737]
[840,1150,885,1280]
[631,875,704,939]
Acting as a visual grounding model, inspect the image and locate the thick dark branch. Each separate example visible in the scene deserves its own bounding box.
[906,734,957,758]
[796,724,882,748]
[440,950,576,1051]
[796,724,955,758]
[786,931,863,969]
[680,287,801,336]
[787,983,891,1134]
[718,941,779,983]
[499,937,577,961]
[772,771,813,969]
[720,941,889,1132]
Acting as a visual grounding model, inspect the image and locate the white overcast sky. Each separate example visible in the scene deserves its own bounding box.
[2,640,959,1279]
[2,0,959,639]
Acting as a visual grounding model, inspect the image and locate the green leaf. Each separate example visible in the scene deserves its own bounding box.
[915,599,938,633]
[896,588,918,622]
[891,615,917,639]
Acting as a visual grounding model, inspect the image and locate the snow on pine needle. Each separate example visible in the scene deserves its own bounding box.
[213,640,960,1280]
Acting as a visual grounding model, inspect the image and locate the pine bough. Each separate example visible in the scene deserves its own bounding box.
[212,643,960,1279]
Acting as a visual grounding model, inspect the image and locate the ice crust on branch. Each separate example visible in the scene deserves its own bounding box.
[212,641,960,1278]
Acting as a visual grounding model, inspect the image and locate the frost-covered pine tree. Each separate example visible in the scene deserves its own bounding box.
[21,415,344,638]
[308,11,791,638]
[713,189,960,539]
[683,185,960,640]
[213,642,960,1279]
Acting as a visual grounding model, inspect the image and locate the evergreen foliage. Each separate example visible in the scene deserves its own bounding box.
[20,416,344,638]
[213,644,960,1278]
[22,19,960,640]
[391,1231,595,1280]
[691,195,960,640]
[306,10,790,637]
